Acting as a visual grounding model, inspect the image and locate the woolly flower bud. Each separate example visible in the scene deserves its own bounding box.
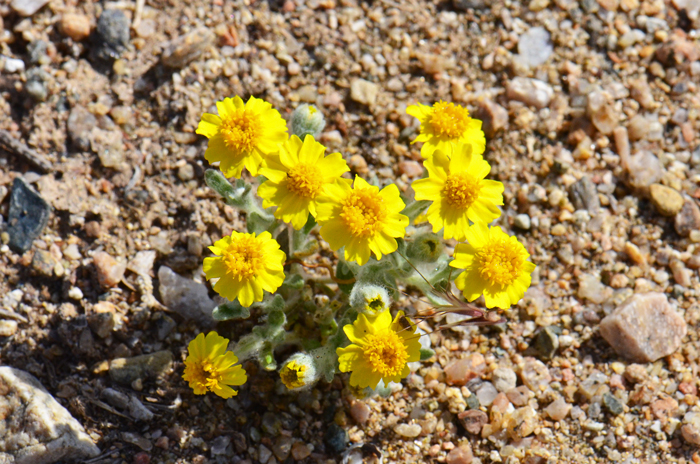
[279,352,319,391]
[349,284,391,316]
[290,104,326,141]
[405,232,442,263]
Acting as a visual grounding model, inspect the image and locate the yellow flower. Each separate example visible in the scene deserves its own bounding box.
[182,332,247,398]
[450,223,536,309]
[279,353,317,390]
[203,231,286,307]
[406,101,485,158]
[412,145,504,241]
[315,176,409,266]
[258,135,350,229]
[336,311,421,389]
[196,96,288,178]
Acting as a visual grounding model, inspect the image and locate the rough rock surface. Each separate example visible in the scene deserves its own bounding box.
[157,266,216,325]
[599,293,687,362]
[0,367,100,464]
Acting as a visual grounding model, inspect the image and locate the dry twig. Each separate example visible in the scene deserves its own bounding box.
[0,130,51,173]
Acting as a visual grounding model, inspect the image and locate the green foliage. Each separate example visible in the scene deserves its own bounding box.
[212,301,250,321]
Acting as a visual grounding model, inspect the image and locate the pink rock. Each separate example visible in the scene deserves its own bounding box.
[599,293,687,362]
[458,410,488,435]
[445,354,486,386]
[446,444,473,464]
[545,397,571,421]
[93,251,126,288]
[349,401,371,425]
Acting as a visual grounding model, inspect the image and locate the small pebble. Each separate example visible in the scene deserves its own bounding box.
[323,424,348,453]
[674,200,700,236]
[11,0,49,16]
[520,358,551,392]
[475,382,499,407]
[349,401,371,425]
[394,423,422,438]
[514,214,531,230]
[603,392,624,415]
[59,14,91,41]
[545,397,571,421]
[492,367,517,392]
[350,79,379,105]
[458,409,488,435]
[93,251,127,288]
[650,184,684,216]
[4,58,25,74]
[517,27,552,67]
[445,353,486,386]
[68,287,84,300]
[600,292,687,362]
[474,99,508,137]
[291,442,312,460]
[506,77,553,109]
[446,444,473,464]
[0,320,18,337]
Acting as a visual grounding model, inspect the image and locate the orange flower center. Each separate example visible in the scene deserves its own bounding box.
[340,188,387,238]
[363,330,409,378]
[287,164,324,198]
[220,109,261,154]
[222,235,263,280]
[185,360,222,392]
[475,237,525,286]
[443,172,482,209]
[429,101,472,138]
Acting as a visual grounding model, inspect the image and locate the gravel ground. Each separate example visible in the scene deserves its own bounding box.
[1,0,700,463]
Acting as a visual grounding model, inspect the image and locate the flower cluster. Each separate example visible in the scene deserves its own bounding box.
[406,100,535,310]
[181,96,536,398]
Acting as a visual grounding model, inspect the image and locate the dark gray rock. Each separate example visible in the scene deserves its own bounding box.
[7,177,51,253]
[323,423,348,454]
[92,9,130,61]
[153,312,177,340]
[533,326,559,360]
[569,176,600,213]
[603,392,624,415]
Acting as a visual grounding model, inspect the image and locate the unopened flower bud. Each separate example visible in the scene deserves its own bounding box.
[290,104,326,141]
[279,352,319,391]
[405,232,442,263]
[349,284,391,316]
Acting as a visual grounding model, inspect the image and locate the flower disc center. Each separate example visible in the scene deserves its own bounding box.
[220,110,261,153]
[476,238,525,286]
[287,164,324,198]
[222,236,264,280]
[443,172,482,209]
[429,101,471,138]
[340,189,387,238]
[363,331,409,378]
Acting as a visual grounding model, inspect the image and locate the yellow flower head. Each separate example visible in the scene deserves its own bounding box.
[412,145,504,241]
[315,176,409,266]
[406,100,486,158]
[450,223,536,309]
[336,311,421,389]
[196,96,288,178]
[279,353,317,390]
[182,331,247,399]
[257,135,350,229]
[203,231,286,307]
